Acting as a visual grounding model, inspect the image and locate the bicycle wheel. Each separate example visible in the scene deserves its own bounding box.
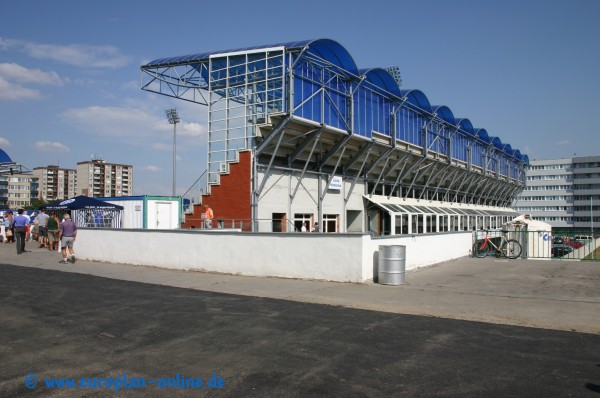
[473,240,490,258]
[504,239,522,259]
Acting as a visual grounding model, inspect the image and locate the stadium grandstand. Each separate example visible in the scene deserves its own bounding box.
[141,39,528,235]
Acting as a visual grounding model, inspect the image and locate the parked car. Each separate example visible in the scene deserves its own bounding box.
[574,235,593,244]
[552,236,564,245]
[552,244,575,257]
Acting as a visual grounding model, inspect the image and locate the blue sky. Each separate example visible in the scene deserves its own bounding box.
[1,0,598,196]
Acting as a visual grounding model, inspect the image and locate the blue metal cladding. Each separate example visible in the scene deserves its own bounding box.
[142,38,529,176]
[0,148,12,163]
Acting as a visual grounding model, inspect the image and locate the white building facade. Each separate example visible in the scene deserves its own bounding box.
[76,159,133,198]
[33,165,77,201]
[513,156,600,232]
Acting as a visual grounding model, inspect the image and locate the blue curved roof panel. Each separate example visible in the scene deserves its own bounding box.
[143,38,359,75]
[475,128,490,143]
[455,118,475,136]
[359,68,401,97]
[502,143,513,154]
[432,105,456,126]
[0,148,12,163]
[522,154,529,164]
[489,136,503,150]
[513,150,522,161]
[400,89,432,113]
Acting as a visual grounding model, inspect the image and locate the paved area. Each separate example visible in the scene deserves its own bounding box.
[1,242,599,334]
[1,242,600,396]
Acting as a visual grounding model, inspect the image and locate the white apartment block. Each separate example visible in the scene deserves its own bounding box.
[76,159,133,197]
[1,173,39,209]
[513,156,600,231]
[33,165,77,201]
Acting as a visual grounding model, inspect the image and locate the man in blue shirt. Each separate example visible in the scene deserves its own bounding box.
[12,209,30,254]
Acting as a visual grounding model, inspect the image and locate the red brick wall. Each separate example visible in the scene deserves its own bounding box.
[182,151,252,229]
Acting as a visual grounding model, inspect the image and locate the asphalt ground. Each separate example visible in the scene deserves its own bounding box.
[1,261,600,397]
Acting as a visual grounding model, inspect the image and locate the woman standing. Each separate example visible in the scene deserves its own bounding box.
[46,211,60,251]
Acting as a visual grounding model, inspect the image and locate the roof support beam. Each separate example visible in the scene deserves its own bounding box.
[443,168,467,202]
[381,151,412,180]
[364,147,396,178]
[404,162,434,199]
[255,116,291,157]
[343,141,374,173]
[290,128,323,200]
[419,163,451,200]
[463,174,487,204]
[417,164,439,200]
[288,125,323,166]
[318,133,351,170]
[255,124,287,197]
[345,148,372,203]
[387,157,411,199]
[432,165,457,198]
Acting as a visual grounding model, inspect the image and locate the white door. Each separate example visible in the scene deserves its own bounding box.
[156,202,172,229]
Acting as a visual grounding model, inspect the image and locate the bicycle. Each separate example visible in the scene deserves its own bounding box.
[473,230,522,259]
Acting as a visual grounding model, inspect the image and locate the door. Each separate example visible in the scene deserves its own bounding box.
[156,202,173,229]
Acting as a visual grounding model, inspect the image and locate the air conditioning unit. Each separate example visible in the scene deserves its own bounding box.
[219,163,227,173]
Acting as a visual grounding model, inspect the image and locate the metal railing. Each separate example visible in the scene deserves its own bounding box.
[473,230,599,261]
[183,218,307,233]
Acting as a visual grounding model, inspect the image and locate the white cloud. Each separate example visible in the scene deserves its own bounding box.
[0,63,63,85]
[24,42,131,69]
[61,104,208,146]
[0,137,10,147]
[62,106,154,137]
[34,141,70,152]
[140,165,160,172]
[179,122,206,137]
[0,76,42,100]
[151,142,172,151]
[556,140,571,146]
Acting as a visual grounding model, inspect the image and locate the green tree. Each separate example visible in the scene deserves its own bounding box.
[26,198,48,210]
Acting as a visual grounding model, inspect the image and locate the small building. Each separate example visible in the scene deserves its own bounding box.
[98,195,182,229]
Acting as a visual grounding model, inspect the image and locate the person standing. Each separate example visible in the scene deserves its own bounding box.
[12,209,30,254]
[203,204,214,229]
[4,211,14,243]
[58,213,77,264]
[47,211,60,251]
[36,209,50,248]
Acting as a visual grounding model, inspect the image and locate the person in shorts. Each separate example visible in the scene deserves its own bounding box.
[36,209,50,248]
[58,213,77,263]
[47,211,60,251]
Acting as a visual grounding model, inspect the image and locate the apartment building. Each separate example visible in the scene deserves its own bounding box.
[513,156,600,231]
[76,159,133,198]
[32,165,76,201]
[0,173,39,209]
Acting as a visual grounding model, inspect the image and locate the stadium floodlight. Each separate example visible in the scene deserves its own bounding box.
[165,108,180,196]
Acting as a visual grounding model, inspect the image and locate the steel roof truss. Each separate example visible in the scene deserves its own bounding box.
[343,141,374,173]
[404,162,434,199]
[255,116,291,157]
[288,126,323,166]
[346,148,372,202]
[290,129,323,199]
[255,124,287,197]
[318,134,352,170]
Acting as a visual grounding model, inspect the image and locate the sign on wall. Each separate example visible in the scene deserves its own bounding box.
[328,176,343,191]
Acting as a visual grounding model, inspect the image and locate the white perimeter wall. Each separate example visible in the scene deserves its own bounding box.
[76,229,472,283]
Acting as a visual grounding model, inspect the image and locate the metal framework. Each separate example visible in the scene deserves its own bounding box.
[141,39,528,231]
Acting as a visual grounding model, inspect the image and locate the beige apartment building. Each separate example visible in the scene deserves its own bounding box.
[76,159,133,197]
[32,165,77,202]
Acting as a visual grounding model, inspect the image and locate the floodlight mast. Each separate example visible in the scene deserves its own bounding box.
[165,108,180,196]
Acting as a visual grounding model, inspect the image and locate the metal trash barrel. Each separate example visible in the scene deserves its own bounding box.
[378,245,406,285]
